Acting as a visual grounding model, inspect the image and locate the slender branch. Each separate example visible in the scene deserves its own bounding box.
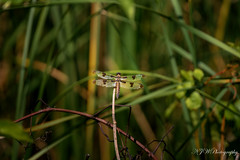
[152,126,174,154]
[94,103,132,157]
[97,123,113,142]
[14,107,157,160]
[112,88,120,160]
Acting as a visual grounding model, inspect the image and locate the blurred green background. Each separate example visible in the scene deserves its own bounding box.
[0,0,240,159]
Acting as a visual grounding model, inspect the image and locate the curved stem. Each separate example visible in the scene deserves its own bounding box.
[14,107,157,160]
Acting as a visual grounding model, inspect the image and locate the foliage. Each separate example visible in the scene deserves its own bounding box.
[0,0,240,159]
[0,120,33,143]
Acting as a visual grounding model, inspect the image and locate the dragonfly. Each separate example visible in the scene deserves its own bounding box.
[93,71,144,99]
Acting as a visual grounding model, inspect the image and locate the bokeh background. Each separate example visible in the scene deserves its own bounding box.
[0,0,240,159]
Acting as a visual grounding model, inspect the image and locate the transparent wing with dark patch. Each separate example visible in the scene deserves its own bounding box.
[94,79,116,88]
[120,81,143,89]
[94,71,114,80]
[120,74,144,81]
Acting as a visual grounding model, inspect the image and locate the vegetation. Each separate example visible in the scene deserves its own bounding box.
[0,0,240,159]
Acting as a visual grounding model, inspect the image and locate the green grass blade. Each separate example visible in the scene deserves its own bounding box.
[175,88,228,154]
[27,115,80,132]
[176,21,240,59]
[135,3,240,59]
[197,89,240,117]
[170,42,216,75]
[127,84,183,106]
[171,0,196,66]
[13,2,36,160]
[98,84,191,121]
[29,134,71,160]
[50,76,90,106]
[2,21,25,56]
[159,17,178,77]
[15,2,35,120]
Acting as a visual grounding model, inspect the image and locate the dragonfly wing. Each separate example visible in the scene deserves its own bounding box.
[95,71,114,79]
[120,81,143,89]
[94,79,116,88]
[121,74,144,81]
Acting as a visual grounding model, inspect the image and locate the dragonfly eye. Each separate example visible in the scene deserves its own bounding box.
[116,72,121,76]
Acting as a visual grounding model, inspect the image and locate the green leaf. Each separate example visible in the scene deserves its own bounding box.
[185,91,203,110]
[175,82,193,99]
[175,85,186,98]
[180,70,193,82]
[193,68,204,81]
[183,81,194,88]
[190,111,198,126]
[118,0,135,20]
[225,104,236,121]
[0,120,33,143]
[165,100,178,118]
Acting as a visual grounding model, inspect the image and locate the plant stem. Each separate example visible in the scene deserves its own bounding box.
[112,88,120,160]
[86,2,101,154]
[14,107,158,160]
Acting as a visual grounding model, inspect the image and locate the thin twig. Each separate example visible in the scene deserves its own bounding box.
[97,123,113,142]
[112,88,120,160]
[94,103,132,158]
[152,126,174,154]
[125,105,131,147]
